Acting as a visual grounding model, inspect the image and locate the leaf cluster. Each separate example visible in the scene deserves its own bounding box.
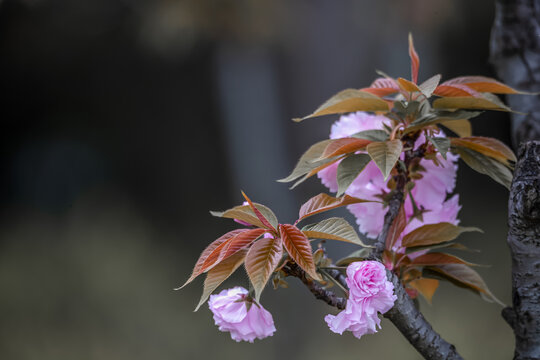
[179,192,372,310]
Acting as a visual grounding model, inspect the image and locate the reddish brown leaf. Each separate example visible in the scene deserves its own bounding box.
[200,228,266,273]
[241,191,278,230]
[443,76,524,94]
[385,204,407,250]
[425,264,503,305]
[450,136,516,164]
[280,224,320,280]
[408,33,420,84]
[361,77,400,97]
[176,229,248,289]
[408,278,439,304]
[320,138,371,159]
[298,193,373,223]
[361,87,399,97]
[245,236,283,301]
[433,84,480,97]
[194,249,248,311]
[402,222,482,248]
[410,252,475,267]
[397,77,421,92]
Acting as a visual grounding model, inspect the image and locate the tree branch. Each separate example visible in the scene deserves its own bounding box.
[282,262,347,310]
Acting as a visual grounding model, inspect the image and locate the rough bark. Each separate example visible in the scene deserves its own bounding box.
[491,1,540,358]
[504,142,540,360]
[384,271,462,360]
[490,0,540,147]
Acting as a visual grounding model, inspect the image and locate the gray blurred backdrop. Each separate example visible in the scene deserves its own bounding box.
[0,0,515,359]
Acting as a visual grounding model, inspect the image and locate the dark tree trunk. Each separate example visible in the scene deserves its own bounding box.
[504,142,540,360]
[491,1,540,359]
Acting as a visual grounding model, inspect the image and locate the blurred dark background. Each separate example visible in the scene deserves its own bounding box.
[0,0,515,358]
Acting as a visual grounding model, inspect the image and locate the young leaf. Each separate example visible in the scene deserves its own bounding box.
[433,84,480,97]
[319,138,371,159]
[351,129,389,141]
[424,264,503,305]
[419,74,441,98]
[385,204,407,250]
[408,33,420,84]
[398,77,421,92]
[428,136,450,159]
[405,242,475,255]
[336,154,371,196]
[439,119,472,138]
[194,249,248,311]
[410,252,476,267]
[211,204,276,230]
[280,224,320,280]
[241,191,279,230]
[291,157,344,189]
[177,229,248,289]
[298,193,373,223]
[367,140,403,180]
[453,146,513,189]
[402,222,482,248]
[450,137,516,164]
[433,93,511,111]
[408,278,439,304]
[294,89,389,122]
[245,236,283,302]
[200,228,266,272]
[361,77,400,97]
[301,217,368,247]
[278,139,340,183]
[442,76,527,94]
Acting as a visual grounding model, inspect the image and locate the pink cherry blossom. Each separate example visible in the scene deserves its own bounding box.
[317,111,460,239]
[325,261,396,339]
[208,287,276,342]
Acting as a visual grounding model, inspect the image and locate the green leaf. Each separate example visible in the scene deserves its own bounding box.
[366,140,403,180]
[424,264,503,305]
[428,136,450,160]
[433,93,511,111]
[194,249,247,311]
[298,193,373,223]
[319,138,371,160]
[351,129,389,141]
[404,110,481,135]
[245,236,283,302]
[278,139,339,185]
[301,217,369,247]
[453,146,513,189]
[336,154,371,196]
[419,74,441,98]
[294,89,389,122]
[402,222,482,248]
[335,247,373,266]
